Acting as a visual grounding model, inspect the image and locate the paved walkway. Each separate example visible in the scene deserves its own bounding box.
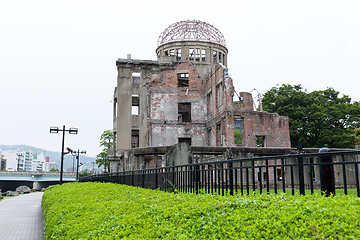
[0,192,44,240]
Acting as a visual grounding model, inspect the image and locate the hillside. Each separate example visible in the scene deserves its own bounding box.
[0,145,98,171]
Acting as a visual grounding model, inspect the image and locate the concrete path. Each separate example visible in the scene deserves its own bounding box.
[0,192,44,240]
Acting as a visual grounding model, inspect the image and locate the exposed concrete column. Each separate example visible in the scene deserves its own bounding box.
[208,46,213,65]
[139,68,149,147]
[116,66,132,151]
[182,45,189,60]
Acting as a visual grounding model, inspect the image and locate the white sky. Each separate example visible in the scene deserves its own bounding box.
[1,0,359,157]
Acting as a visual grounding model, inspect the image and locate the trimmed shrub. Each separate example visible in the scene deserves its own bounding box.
[42,182,360,239]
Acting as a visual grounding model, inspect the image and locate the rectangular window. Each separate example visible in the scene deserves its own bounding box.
[207,92,212,112]
[177,73,189,87]
[256,135,266,147]
[219,52,222,63]
[113,98,117,118]
[132,72,140,84]
[195,48,200,61]
[170,49,175,56]
[189,48,195,61]
[178,103,191,122]
[201,49,206,61]
[131,130,139,148]
[234,117,243,144]
[207,128,212,146]
[176,48,181,61]
[132,95,139,115]
[213,51,217,63]
[216,123,222,146]
[216,82,223,107]
[178,138,191,146]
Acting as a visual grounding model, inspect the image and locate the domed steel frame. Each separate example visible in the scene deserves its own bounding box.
[157,20,226,47]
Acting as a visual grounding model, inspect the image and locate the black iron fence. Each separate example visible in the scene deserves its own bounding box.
[79,150,360,197]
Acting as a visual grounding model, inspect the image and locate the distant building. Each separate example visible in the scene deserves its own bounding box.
[0,149,57,172]
[1,155,6,170]
[31,153,45,172]
[16,150,34,171]
[1,150,17,171]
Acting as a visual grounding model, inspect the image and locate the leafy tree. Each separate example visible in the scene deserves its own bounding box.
[262,84,360,148]
[78,169,90,178]
[49,168,59,172]
[96,130,114,172]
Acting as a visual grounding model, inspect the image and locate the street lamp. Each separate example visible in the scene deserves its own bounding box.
[67,147,86,180]
[49,125,78,185]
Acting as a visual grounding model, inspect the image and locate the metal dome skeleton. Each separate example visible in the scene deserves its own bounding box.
[157,20,226,47]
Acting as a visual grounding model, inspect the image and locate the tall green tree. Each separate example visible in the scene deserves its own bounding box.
[96,130,114,172]
[262,84,360,148]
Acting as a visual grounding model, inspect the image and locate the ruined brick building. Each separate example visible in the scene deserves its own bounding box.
[111,20,291,165]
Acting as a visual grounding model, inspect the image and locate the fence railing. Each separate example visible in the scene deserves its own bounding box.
[79,150,360,197]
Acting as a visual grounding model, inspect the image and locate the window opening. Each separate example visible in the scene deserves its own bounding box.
[207,128,212,146]
[165,50,169,56]
[178,103,191,122]
[207,92,212,112]
[195,48,200,61]
[132,72,140,85]
[132,95,139,115]
[256,135,265,147]
[177,73,189,87]
[219,52,222,63]
[201,49,206,61]
[216,123,222,146]
[170,49,175,56]
[234,117,243,144]
[113,98,117,118]
[178,138,191,146]
[216,82,223,107]
[176,48,181,61]
[189,48,195,61]
[131,130,139,148]
[213,51,217,63]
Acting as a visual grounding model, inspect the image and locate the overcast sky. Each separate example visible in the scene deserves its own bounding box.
[1,0,359,157]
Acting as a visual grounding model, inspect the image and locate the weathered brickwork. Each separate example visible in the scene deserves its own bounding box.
[111,20,291,170]
[233,92,291,148]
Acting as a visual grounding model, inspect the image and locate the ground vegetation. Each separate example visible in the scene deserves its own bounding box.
[42,182,360,239]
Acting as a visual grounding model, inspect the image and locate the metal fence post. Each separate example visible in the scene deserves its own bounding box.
[297,156,305,195]
[319,148,334,196]
[228,149,234,195]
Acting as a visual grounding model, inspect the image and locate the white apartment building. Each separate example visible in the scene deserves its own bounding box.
[1,150,18,171]
[31,152,46,172]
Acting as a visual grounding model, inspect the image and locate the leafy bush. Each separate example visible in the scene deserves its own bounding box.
[42,182,360,239]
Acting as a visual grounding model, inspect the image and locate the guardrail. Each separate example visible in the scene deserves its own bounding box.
[79,150,360,197]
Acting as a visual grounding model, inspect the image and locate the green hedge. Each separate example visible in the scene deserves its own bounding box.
[42,182,360,239]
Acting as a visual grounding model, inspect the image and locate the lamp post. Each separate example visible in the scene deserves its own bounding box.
[67,147,86,180]
[50,125,78,185]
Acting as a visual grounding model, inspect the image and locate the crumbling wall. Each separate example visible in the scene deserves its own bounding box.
[205,63,234,146]
[148,62,207,146]
[234,92,291,148]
